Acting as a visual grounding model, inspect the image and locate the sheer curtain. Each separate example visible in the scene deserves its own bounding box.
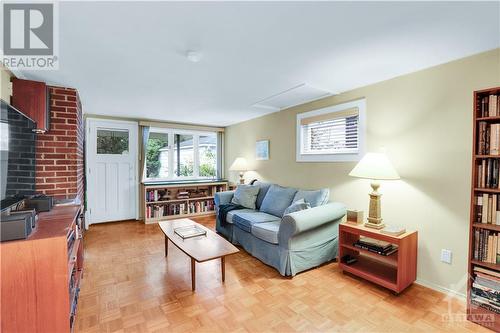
[140,126,150,181]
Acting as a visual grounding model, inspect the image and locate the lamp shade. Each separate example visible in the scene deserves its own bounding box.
[229,157,249,171]
[349,152,400,180]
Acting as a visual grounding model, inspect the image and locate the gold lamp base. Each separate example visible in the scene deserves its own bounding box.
[364,221,385,229]
[364,181,385,229]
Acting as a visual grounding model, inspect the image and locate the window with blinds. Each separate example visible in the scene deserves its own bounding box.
[296,99,366,162]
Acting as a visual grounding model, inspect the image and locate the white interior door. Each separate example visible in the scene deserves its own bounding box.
[86,118,138,224]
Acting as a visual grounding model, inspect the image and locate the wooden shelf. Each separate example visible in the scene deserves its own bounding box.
[145,196,215,205]
[475,155,500,159]
[476,116,500,122]
[146,198,189,204]
[471,259,500,272]
[67,238,81,278]
[468,302,500,331]
[474,187,500,193]
[472,223,500,232]
[142,181,227,224]
[469,87,500,330]
[340,255,398,291]
[340,244,398,266]
[188,196,214,201]
[338,223,417,293]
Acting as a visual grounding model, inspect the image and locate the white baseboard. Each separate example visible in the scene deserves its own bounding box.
[416,278,466,301]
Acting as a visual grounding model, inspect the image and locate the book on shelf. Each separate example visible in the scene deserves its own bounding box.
[479,94,500,118]
[146,189,169,202]
[473,229,500,264]
[475,193,500,225]
[489,95,499,117]
[471,266,500,314]
[353,236,398,256]
[477,159,500,188]
[477,122,500,155]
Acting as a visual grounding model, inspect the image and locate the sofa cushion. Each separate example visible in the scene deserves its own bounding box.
[283,199,311,215]
[259,184,297,217]
[231,184,260,209]
[253,181,272,209]
[293,188,329,207]
[226,208,256,224]
[232,211,281,233]
[251,221,281,244]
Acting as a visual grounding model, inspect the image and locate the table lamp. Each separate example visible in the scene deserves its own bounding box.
[229,157,249,184]
[348,152,400,229]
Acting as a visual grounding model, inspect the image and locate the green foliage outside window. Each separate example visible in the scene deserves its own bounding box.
[146,136,167,178]
[97,130,129,155]
[199,150,216,177]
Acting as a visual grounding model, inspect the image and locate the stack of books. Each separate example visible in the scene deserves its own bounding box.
[475,194,500,224]
[478,122,500,155]
[353,236,398,256]
[471,266,500,314]
[473,230,500,264]
[177,191,190,199]
[479,94,500,118]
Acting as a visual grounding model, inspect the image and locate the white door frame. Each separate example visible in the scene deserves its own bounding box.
[85,118,139,227]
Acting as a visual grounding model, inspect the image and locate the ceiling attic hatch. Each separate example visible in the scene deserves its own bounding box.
[252,83,334,111]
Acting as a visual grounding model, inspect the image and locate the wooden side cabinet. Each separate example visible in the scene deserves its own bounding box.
[338,223,418,294]
[0,205,84,333]
[11,78,50,133]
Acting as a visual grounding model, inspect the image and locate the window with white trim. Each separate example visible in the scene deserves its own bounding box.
[296,99,366,162]
[145,128,219,180]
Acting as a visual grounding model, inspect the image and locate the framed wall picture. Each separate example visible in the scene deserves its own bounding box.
[256,140,269,160]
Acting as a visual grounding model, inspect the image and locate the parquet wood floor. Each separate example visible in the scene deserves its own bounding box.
[75,217,488,333]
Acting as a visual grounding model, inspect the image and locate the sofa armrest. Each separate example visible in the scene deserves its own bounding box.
[214,190,235,207]
[278,202,346,248]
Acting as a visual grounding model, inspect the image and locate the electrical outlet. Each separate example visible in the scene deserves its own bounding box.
[441,249,452,264]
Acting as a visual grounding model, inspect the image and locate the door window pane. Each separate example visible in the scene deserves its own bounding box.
[174,134,194,177]
[146,132,169,178]
[199,134,217,177]
[97,129,129,154]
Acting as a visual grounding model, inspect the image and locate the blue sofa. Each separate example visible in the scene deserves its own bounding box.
[214,181,346,276]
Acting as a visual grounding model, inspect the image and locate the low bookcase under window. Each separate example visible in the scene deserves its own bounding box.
[469,87,500,332]
[142,180,228,224]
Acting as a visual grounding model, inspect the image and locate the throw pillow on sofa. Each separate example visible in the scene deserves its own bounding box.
[231,184,260,209]
[283,199,311,215]
[293,188,329,207]
[253,181,272,209]
[259,184,297,217]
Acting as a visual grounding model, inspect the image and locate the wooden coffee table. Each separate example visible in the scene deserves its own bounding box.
[159,218,239,291]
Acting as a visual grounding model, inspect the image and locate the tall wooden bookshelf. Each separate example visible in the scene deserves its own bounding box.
[469,87,500,331]
[142,180,228,224]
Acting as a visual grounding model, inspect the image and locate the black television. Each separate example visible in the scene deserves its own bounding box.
[1,99,37,210]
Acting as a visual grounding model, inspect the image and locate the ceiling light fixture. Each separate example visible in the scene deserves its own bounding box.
[186,50,202,63]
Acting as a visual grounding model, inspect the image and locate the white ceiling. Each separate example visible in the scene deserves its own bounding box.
[16,1,500,126]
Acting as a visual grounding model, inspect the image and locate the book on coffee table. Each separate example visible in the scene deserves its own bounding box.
[174,225,207,239]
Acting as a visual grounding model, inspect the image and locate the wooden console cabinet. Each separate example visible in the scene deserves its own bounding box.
[0,205,84,333]
[338,223,418,294]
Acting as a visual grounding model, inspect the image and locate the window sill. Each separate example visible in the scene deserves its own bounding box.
[296,153,362,162]
[142,178,227,186]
